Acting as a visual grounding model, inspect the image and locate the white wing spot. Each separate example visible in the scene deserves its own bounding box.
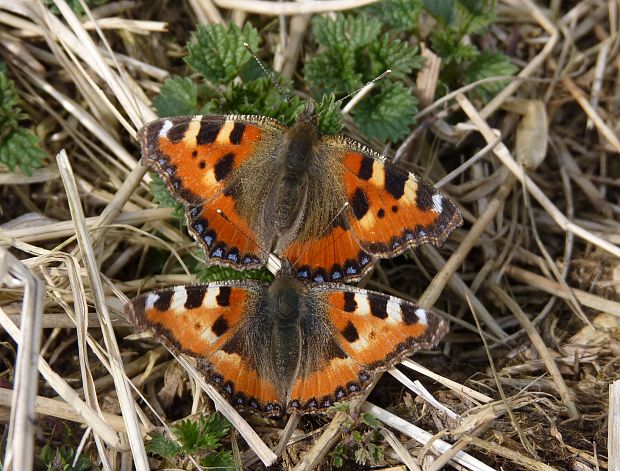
[415,308,428,324]
[386,297,402,323]
[354,293,371,316]
[170,288,188,311]
[203,288,219,308]
[158,120,173,137]
[432,194,443,213]
[145,293,158,310]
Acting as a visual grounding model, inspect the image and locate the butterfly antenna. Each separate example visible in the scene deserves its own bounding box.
[290,202,350,270]
[215,209,281,274]
[244,42,291,101]
[339,70,392,113]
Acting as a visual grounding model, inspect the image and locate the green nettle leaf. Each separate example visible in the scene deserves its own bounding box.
[312,14,381,49]
[222,78,304,126]
[0,128,46,176]
[314,93,344,135]
[304,48,363,96]
[154,76,199,117]
[0,73,23,132]
[185,23,260,84]
[465,51,517,100]
[145,434,182,458]
[352,83,418,142]
[456,0,495,34]
[174,419,200,450]
[423,0,456,25]
[431,29,477,65]
[197,264,274,283]
[368,36,424,79]
[364,0,423,32]
[149,174,184,218]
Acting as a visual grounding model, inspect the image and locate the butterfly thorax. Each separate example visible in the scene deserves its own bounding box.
[265,275,309,397]
[268,121,321,239]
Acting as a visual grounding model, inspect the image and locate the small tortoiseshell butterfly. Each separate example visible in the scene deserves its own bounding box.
[126,264,448,416]
[139,105,462,283]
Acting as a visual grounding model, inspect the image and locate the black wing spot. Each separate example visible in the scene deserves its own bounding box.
[214,152,235,181]
[368,293,388,319]
[184,286,207,309]
[216,286,232,306]
[350,187,370,220]
[211,314,229,336]
[229,122,246,144]
[191,150,198,158]
[377,208,385,219]
[384,166,407,200]
[154,291,173,311]
[341,321,359,343]
[391,205,398,213]
[167,122,189,143]
[199,160,206,169]
[401,304,421,325]
[343,292,357,312]
[358,156,374,180]
[197,120,221,144]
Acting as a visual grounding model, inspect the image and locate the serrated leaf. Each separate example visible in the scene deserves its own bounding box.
[173,419,200,449]
[145,434,182,458]
[368,36,424,79]
[360,412,380,427]
[154,76,199,117]
[423,0,455,25]
[351,83,418,142]
[454,0,495,35]
[0,128,46,176]
[304,48,363,96]
[312,14,381,49]
[0,72,26,136]
[185,23,259,84]
[222,78,304,126]
[314,94,343,135]
[201,412,231,441]
[200,450,234,469]
[149,174,184,219]
[465,51,517,100]
[364,0,423,32]
[197,264,274,283]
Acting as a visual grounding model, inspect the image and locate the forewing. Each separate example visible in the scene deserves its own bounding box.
[139,115,285,268]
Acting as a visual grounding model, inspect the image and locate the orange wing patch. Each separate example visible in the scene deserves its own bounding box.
[139,116,264,205]
[322,289,439,367]
[288,357,369,412]
[283,215,372,283]
[342,151,462,257]
[188,191,265,268]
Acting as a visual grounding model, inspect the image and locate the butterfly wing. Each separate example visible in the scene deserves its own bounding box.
[139,115,287,268]
[331,136,463,256]
[282,135,461,284]
[126,282,286,415]
[287,284,448,413]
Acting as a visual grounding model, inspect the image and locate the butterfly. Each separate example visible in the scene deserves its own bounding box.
[125,263,448,416]
[139,105,462,283]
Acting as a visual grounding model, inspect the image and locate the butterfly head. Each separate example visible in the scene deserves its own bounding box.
[296,101,318,127]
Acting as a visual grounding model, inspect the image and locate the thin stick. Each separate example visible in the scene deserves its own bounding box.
[0,250,44,471]
[213,0,381,15]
